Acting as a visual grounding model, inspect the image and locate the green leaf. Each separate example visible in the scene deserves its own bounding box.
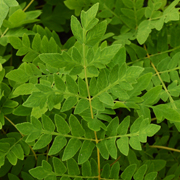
[55,114,70,134]
[117,116,130,135]
[69,114,85,137]
[142,86,161,105]
[105,138,117,159]
[96,140,109,159]
[98,92,114,106]
[137,20,153,44]
[91,97,105,111]
[32,33,41,52]
[78,140,95,164]
[117,137,129,156]
[72,47,82,64]
[23,92,47,109]
[144,172,157,180]
[33,134,52,150]
[11,144,24,160]
[66,75,78,94]
[106,117,119,136]
[81,3,99,30]
[121,164,137,180]
[86,20,107,46]
[12,83,35,97]
[62,138,82,161]
[126,66,144,82]
[153,104,180,122]
[8,37,22,49]
[42,114,55,132]
[74,99,89,114]
[48,136,67,156]
[129,73,152,97]
[100,45,121,64]
[61,96,77,112]
[6,69,28,83]
[7,151,17,165]
[111,85,129,100]
[16,122,34,135]
[8,173,20,180]
[39,53,64,69]
[29,166,48,179]
[109,162,120,179]
[54,74,66,91]
[53,157,67,174]
[0,0,9,28]
[67,158,80,175]
[82,161,91,176]
[101,163,110,178]
[78,78,88,97]
[133,164,147,180]
[71,16,83,43]
[129,136,142,150]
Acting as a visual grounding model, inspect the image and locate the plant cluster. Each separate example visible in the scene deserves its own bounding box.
[1,0,180,180]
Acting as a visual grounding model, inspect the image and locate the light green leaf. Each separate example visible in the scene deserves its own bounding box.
[91,97,105,111]
[81,3,99,30]
[78,78,88,97]
[6,69,29,83]
[39,53,64,69]
[42,114,55,132]
[99,45,121,64]
[106,117,119,136]
[33,134,52,150]
[11,144,24,160]
[111,85,129,100]
[32,33,41,52]
[23,92,47,109]
[117,116,130,135]
[7,151,17,165]
[55,114,70,134]
[69,114,85,137]
[105,138,117,159]
[129,136,142,150]
[129,73,152,97]
[62,138,82,161]
[54,74,66,92]
[66,75,78,94]
[8,36,22,49]
[98,92,114,106]
[16,122,34,135]
[61,96,77,112]
[153,104,180,122]
[72,47,82,64]
[121,164,137,180]
[71,16,83,43]
[74,99,89,114]
[142,86,161,105]
[96,140,109,159]
[125,66,144,82]
[86,20,107,46]
[53,157,67,174]
[12,83,35,97]
[0,0,9,28]
[117,137,129,156]
[48,136,67,156]
[29,166,48,179]
[78,140,95,164]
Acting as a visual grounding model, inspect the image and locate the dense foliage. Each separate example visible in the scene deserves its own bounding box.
[1,0,180,179]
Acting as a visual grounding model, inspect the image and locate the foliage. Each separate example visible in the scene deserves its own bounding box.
[1,0,180,180]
